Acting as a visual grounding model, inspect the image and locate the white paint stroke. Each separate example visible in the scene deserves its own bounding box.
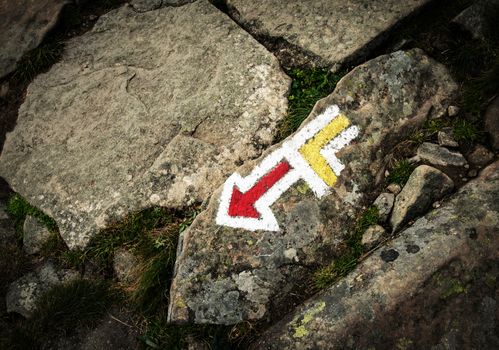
[216,105,359,231]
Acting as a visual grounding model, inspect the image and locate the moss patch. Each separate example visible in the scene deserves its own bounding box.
[312,206,379,290]
[6,194,58,238]
[275,68,346,142]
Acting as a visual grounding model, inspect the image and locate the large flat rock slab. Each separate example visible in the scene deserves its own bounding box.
[0,0,67,78]
[0,0,290,249]
[168,49,457,325]
[253,161,499,349]
[227,0,432,68]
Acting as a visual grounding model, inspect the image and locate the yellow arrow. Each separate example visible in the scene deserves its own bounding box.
[299,114,350,186]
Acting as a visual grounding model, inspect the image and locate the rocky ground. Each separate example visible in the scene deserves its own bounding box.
[0,0,498,349]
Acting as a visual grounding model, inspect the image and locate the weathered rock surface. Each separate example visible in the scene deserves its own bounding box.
[453,0,499,41]
[390,165,454,232]
[227,0,433,68]
[373,192,394,223]
[485,95,499,150]
[23,215,52,255]
[168,49,457,325]
[417,142,468,167]
[0,0,67,78]
[130,0,195,12]
[361,225,385,250]
[113,248,140,284]
[0,0,290,249]
[252,161,499,350]
[6,261,78,318]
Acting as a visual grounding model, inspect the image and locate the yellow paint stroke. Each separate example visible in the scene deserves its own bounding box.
[299,114,350,186]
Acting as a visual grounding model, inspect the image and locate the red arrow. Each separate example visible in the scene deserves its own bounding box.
[228,161,292,218]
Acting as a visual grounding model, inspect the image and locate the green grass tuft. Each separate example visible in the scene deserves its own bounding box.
[85,207,181,269]
[30,279,118,335]
[276,68,346,141]
[312,206,379,290]
[13,42,64,83]
[453,118,480,142]
[1,279,117,349]
[134,250,177,315]
[138,313,231,350]
[6,194,58,237]
[387,160,415,186]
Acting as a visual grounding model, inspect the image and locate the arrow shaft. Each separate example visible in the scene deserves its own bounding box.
[229,160,292,218]
[245,160,291,199]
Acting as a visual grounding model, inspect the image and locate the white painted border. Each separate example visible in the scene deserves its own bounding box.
[215,105,359,231]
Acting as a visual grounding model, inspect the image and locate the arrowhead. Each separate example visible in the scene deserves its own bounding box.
[228,186,261,218]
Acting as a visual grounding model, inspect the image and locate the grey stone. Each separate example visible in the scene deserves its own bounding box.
[437,127,458,148]
[0,0,290,249]
[386,183,402,195]
[390,165,454,232]
[373,192,394,223]
[467,144,494,167]
[227,0,434,68]
[113,248,140,284]
[80,312,140,350]
[0,202,15,240]
[6,261,78,317]
[0,82,8,98]
[130,0,163,12]
[168,49,457,325]
[447,105,460,117]
[417,142,468,167]
[0,0,67,78]
[484,95,499,150]
[361,225,385,250]
[252,161,499,350]
[453,0,499,41]
[23,215,52,255]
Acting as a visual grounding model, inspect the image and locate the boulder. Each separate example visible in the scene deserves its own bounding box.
[168,49,457,325]
[452,0,499,41]
[0,0,290,249]
[417,142,468,167]
[6,261,78,318]
[227,0,434,68]
[467,144,494,167]
[372,192,394,223]
[0,0,67,78]
[252,161,499,350]
[484,95,499,150]
[390,165,454,232]
[23,215,52,255]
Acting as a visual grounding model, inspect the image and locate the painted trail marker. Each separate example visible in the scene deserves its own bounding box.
[216,105,359,231]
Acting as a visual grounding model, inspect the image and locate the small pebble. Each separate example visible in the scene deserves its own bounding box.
[447,105,460,117]
[387,183,401,195]
[467,169,478,178]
